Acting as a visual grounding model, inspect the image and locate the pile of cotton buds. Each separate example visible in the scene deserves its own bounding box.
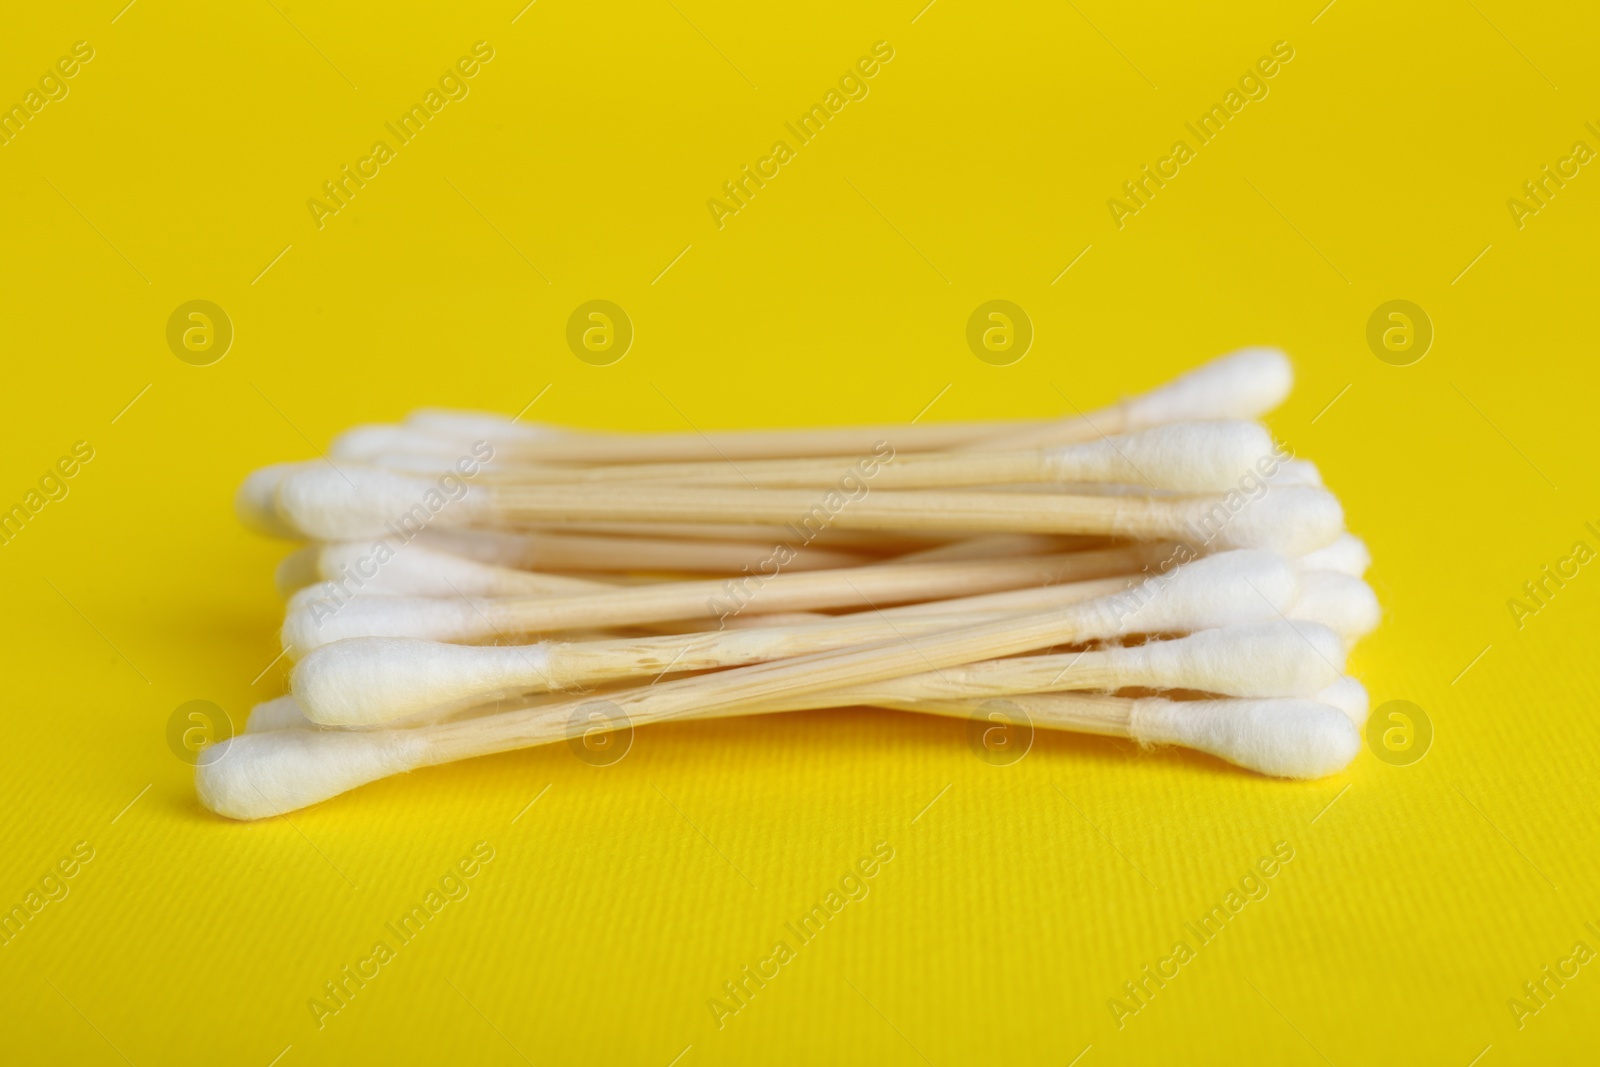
[202,348,1377,819]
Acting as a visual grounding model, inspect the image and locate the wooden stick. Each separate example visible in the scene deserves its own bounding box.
[283,545,1175,651]
[411,527,876,574]
[527,486,1319,550]
[292,609,1027,725]
[883,534,1110,564]
[199,553,1324,818]
[398,417,1015,464]
[464,448,1068,487]
[278,542,612,599]
[295,616,1342,728]
[453,422,1279,500]
[417,554,1275,764]
[352,349,1290,464]
[278,467,1340,552]
[476,487,1237,537]
[962,347,1290,452]
[500,522,953,551]
[624,571,1134,635]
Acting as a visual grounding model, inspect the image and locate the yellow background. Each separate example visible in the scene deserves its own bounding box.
[2,1,1597,1063]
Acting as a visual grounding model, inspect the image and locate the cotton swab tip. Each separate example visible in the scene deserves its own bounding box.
[1272,459,1322,487]
[1296,534,1371,578]
[235,464,304,540]
[329,424,457,461]
[196,728,429,820]
[246,695,313,732]
[274,546,321,598]
[293,638,549,726]
[276,467,489,541]
[282,594,489,655]
[1117,549,1299,635]
[1063,421,1277,492]
[1208,485,1344,556]
[1133,620,1345,697]
[1123,347,1293,428]
[1130,697,1360,779]
[405,408,561,441]
[1290,571,1381,645]
[1315,675,1370,726]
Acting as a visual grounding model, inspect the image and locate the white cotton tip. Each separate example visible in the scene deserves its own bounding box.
[1204,486,1344,556]
[319,541,467,596]
[285,541,453,598]
[275,546,322,597]
[1004,482,1184,497]
[1270,459,1322,487]
[362,452,475,474]
[282,594,490,654]
[329,424,464,461]
[310,541,599,597]
[1122,348,1294,428]
[246,695,313,732]
[1107,549,1299,635]
[1130,697,1360,779]
[1315,676,1369,727]
[1127,621,1345,697]
[1295,534,1371,578]
[284,584,327,619]
[196,728,429,820]
[235,464,307,539]
[294,638,550,726]
[406,408,563,442]
[276,467,491,541]
[1289,571,1381,645]
[1055,421,1277,492]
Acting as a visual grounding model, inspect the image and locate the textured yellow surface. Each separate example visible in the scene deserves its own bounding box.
[2,1,1597,1063]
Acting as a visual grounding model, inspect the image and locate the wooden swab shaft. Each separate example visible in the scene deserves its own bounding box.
[501,522,954,551]
[468,449,1062,489]
[370,349,1288,465]
[419,593,1140,764]
[295,609,1031,725]
[413,551,1292,762]
[413,527,876,574]
[620,572,1132,635]
[287,545,1170,649]
[477,486,1247,536]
